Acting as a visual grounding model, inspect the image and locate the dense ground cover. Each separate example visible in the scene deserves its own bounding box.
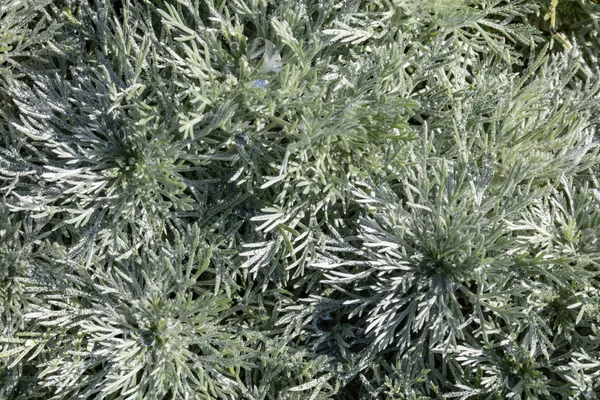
[1,0,600,398]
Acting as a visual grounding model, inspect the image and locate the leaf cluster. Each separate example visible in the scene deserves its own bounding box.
[1,0,600,399]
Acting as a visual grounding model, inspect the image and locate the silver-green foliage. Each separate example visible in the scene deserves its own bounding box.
[1,0,600,399]
[0,0,59,76]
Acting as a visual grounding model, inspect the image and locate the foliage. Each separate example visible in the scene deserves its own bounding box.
[1,0,600,399]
